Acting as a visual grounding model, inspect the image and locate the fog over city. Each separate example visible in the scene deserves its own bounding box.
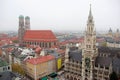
[0,0,120,32]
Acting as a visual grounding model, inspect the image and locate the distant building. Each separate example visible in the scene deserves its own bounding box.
[0,58,12,72]
[107,28,113,38]
[18,15,58,48]
[25,16,30,30]
[64,4,120,80]
[0,71,19,80]
[45,49,62,71]
[103,28,120,48]
[0,33,9,40]
[18,15,25,45]
[10,47,35,65]
[106,28,120,38]
[18,15,31,45]
[24,55,55,80]
[23,30,58,48]
[1,45,16,63]
[105,37,120,48]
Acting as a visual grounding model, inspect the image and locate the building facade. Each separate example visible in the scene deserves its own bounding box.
[106,39,120,48]
[18,15,31,45]
[24,55,56,80]
[106,28,120,38]
[25,16,30,30]
[64,5,120,80]
[23,30,58,48]
[0,58,12,72]
[18,15,58,48]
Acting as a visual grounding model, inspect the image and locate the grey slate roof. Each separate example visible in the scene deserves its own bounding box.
[11,48,35,60]
[104,37,120,44]
[1,45,16,48]
[98,46,120,58]
[47,50,61,58]
[69,50,82,62]
[0,71,16,80]
[96,47,120,73]
[68,46,120,74]
[95,56,112,67]
[112,58,120,73]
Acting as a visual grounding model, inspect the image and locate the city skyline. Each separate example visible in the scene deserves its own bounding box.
[0,0,120,31]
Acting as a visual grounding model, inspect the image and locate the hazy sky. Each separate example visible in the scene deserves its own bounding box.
[0,0,120,32]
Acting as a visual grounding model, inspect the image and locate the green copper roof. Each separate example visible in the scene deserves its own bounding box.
[0,59,8,67]
[25,16,30,19]
[19,15,24,18]
[117,29,119,32]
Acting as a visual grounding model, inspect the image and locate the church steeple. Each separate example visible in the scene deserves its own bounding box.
[88,4,93,20]
[87,4,94,35]
[88,4,93,23]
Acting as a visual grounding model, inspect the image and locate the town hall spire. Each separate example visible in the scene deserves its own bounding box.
[82,4,98,80]
[87,4,94,34]
[88,4,93,19]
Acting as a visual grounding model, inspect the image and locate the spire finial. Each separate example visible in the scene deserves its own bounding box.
[90,4,91,8]
[89,4,92,17]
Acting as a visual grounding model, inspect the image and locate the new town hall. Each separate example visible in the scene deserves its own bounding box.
[64,5,120,80]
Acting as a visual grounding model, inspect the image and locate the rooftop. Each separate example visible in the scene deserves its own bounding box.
[26,55,54,65]
[0,59,9,67]
[23,30,57,42]
[0,71,16,80]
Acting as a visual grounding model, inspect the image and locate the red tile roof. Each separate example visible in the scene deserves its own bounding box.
[96,38,105,42]
[23,30,57,42]
[26,55,54,65]
[57,49,65,54]
[35,46,42,54]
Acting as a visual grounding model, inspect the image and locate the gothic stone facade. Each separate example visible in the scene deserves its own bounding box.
[64,5,120,80]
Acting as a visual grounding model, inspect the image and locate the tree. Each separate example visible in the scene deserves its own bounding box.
[0,48,2,57]
[12,40,18,43]
[118,74,120,80]
[102,42,107,47]
[12,63,25,75]
[110,71,118,80]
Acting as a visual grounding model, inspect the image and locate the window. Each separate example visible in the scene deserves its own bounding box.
[49,42,51,48]
[85,69,88,72]
[54,42,56,45]
[104,71,109,75]
[8,66,10,70]
[3,67,7,71]
[100,66,103,68]
[88,39,90,42]
[45,43,47,48]
[85,74,88,76]
[105,67,109,70]
[89,45,91,48]
[94,70,97,73]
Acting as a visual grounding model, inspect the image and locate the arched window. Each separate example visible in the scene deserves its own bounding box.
[70,76,73,80]
[74,77,77,80]
[66,75,69,79]
[45,42,48,48]
[49,42,51,48]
